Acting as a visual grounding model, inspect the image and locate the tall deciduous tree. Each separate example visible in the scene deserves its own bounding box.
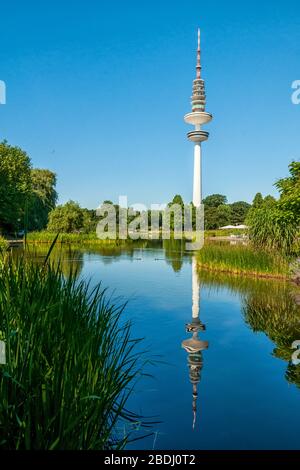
[247,163,300,256]
[0,141,31,232]
[276,161,300,223]
[203,194,227,208]
[252,192,264,208]
[47,201,84,233]
[230,201,251,224]
[28,169,58,231]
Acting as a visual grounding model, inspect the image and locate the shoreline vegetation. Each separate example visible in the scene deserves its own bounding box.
[197,244,290,280]
[0,252,147,449]
[22,231,293,280]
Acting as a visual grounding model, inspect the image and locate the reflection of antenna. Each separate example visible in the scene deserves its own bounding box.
[182,256,208,430]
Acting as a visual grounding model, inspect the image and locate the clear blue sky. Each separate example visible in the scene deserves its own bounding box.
[0,0,299,208]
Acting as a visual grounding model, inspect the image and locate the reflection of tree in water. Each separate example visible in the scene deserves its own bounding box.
[163,239,185,273]
[198,270,300,389]
[24,245,84,279]
[243,283,300,389]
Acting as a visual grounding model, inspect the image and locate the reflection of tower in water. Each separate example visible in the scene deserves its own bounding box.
[182,256,208,429]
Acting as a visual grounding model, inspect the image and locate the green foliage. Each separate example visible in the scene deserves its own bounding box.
[230,201,251,224]
[203,196,249,229]
[27,231,134,246]
[28,169,58,231]
[0,254,146,449]
[203,194,227,208]
[276,161,300,223]
[247,163,300,256]
[168,194,184,207]
[47,201,84,233]
[252,192,264,208]
[0,141,32,232]
[197,243,289,277]
[215,204,232,227]
[247,207,298,256]
[204,205,232,230]
[263,195,276,208]
[0,236,9,251]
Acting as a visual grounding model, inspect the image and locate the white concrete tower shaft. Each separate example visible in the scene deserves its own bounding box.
[193,143,202,208]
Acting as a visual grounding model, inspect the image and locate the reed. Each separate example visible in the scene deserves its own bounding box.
[0,254,147,449]
[0,236,9,251]
[197,243,289,278]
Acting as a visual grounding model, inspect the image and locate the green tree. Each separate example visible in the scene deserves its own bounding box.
[276,161,300,223]
[167,195,184,231]
[203,194,227,208]
[216,204,232,227]
[263,195,276,208]
[0,141,31,232]
[28,169,58,231]
[47,201,85,233]
[252,192,264,208]
[230,201,251,225]
[82,208,98,233]
[168,194,184,207]
[247,163,300,256]
[204,207,219,230]
[204,204,232,229]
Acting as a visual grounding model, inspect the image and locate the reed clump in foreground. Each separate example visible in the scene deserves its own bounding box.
[0,254,146,449]
[0,236,9,251]
[197,243,290,278]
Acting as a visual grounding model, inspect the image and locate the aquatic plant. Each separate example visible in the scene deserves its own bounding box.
[0,254,148,449]
[246,207,298,256]
[197,243,289,278]
[0,236,9,251]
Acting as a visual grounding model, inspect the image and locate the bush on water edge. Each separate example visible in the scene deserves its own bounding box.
[0,254,148,449]
[197,244,290,278]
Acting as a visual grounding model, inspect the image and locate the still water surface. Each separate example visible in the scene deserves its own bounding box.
[28,242,300,449]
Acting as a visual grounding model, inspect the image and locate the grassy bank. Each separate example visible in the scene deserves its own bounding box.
[197,244,290,278]
[27,230,248,244]
[26,231,129,245]
[0,253,146,449]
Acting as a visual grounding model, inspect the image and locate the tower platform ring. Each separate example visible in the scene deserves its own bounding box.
[184,111,212,126]
[187,130,209,143]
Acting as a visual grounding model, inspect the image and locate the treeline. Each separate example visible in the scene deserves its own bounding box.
[247,161,300,257]
[1,141,299,258]
[0,141,57,234]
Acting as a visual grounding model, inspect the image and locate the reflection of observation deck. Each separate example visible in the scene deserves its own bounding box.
[182,256,208,429]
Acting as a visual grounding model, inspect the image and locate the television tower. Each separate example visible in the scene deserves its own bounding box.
[184,29,212,207]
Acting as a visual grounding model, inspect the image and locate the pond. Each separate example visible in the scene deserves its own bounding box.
[22,241,300,450]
